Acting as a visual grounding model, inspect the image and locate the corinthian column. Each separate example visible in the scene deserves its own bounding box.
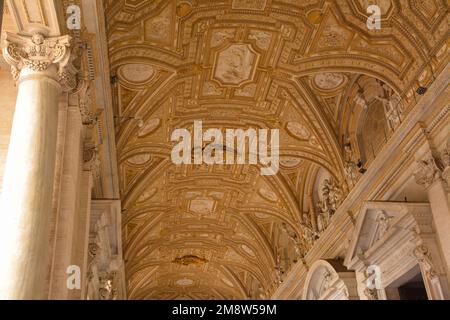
[0,32,76,299]
[414,152,450,278]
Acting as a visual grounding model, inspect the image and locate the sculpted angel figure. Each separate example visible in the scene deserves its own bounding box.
[321,178,343,214]
[374,83,403,130]
[281,222,305,260]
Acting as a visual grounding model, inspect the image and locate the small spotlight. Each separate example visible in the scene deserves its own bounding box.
[416,86,427,95]
[357,159,367,174]
[357,159,363,168]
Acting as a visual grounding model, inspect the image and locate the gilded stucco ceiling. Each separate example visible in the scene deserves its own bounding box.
[103,0,449,299]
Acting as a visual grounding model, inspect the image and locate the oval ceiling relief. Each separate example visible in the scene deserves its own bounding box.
[286,122,311,140]
[127,153,151,165]
[258,188,278,202]
[222,278,234,288]
[137,188,158,203]
[312,72,346,91]
[137,118,161,137]
[118,63,155,85]
[280,156,303,169]
[176,278,194,286]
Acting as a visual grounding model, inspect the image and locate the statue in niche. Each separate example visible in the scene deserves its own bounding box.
[302,224,319,250]
[299,214,320,245]
[375,211,394,240]
[353,90,368,109]
[318,178,343,216]
[343,142,360,186]
[316,210,329,233]
[275,250,284,284]
[281,222,306,262]
[374,82,404,131]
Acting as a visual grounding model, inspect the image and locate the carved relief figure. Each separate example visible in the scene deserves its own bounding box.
[313,73,345,91]
[414,157,442,188]
[374,82,404,131]
[343,143,360,186]
[281,222,308,261]
[214,44,257,85]
[375,211,393,240]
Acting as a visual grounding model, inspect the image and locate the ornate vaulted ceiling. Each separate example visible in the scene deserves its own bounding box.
[103,0,449,299]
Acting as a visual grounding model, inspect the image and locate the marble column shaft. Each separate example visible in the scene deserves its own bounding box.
[0,32,74,299]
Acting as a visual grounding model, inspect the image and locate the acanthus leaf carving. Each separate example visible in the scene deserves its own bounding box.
[2,32,77,91]
[414,156,442,189]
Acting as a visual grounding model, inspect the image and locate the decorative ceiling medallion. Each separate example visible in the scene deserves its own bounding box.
[258,188,278,202]
[307,9,323,24]
[118,64,155,84]
[176,2,193,18]
[312,73,346,91]
[138,118,161,137]
[213,43,259,87]
[127,153,151,165]
[173,255,209,266]
[254,212,270,219]
[286,122,311,140]
[189,198,216,215]
[137,188,157,203]
[280,157,303,168]
[175,278,194,286]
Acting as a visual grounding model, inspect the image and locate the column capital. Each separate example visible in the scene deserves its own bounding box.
[2,32,77,91]
[414,155,444,189]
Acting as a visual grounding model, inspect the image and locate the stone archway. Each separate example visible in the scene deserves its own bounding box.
[303,259,358,300]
